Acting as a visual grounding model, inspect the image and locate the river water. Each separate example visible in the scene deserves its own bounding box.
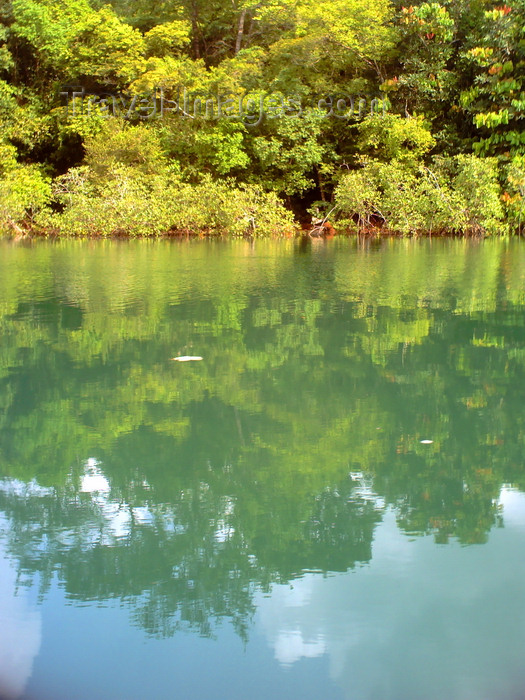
[0,238,525,700]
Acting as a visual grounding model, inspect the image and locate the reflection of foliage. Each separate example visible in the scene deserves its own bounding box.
[303,474,383,571]
[0,472,381,640]
[1,239,525,638]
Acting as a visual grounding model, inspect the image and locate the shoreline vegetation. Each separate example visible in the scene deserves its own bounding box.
[0,0,524,239]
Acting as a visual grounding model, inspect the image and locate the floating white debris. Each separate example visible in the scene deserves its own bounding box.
[171,356,203,362]
[420,439,433,444]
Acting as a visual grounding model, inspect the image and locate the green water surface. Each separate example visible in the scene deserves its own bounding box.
[1,238,525,700]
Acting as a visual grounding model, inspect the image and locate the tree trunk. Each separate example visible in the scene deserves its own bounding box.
[235,8,247,54]
[7,217,28,239]
[191,0,201,59]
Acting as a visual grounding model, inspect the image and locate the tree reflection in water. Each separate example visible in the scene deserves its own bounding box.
[0,238,524,639]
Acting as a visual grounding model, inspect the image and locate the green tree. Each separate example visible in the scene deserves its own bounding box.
[461,0,525,159]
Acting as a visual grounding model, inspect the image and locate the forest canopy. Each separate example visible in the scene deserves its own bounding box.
[0,0,524,235]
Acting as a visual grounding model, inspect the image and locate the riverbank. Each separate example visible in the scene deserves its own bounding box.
[3,223,512,241]
[2,145,522,239]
